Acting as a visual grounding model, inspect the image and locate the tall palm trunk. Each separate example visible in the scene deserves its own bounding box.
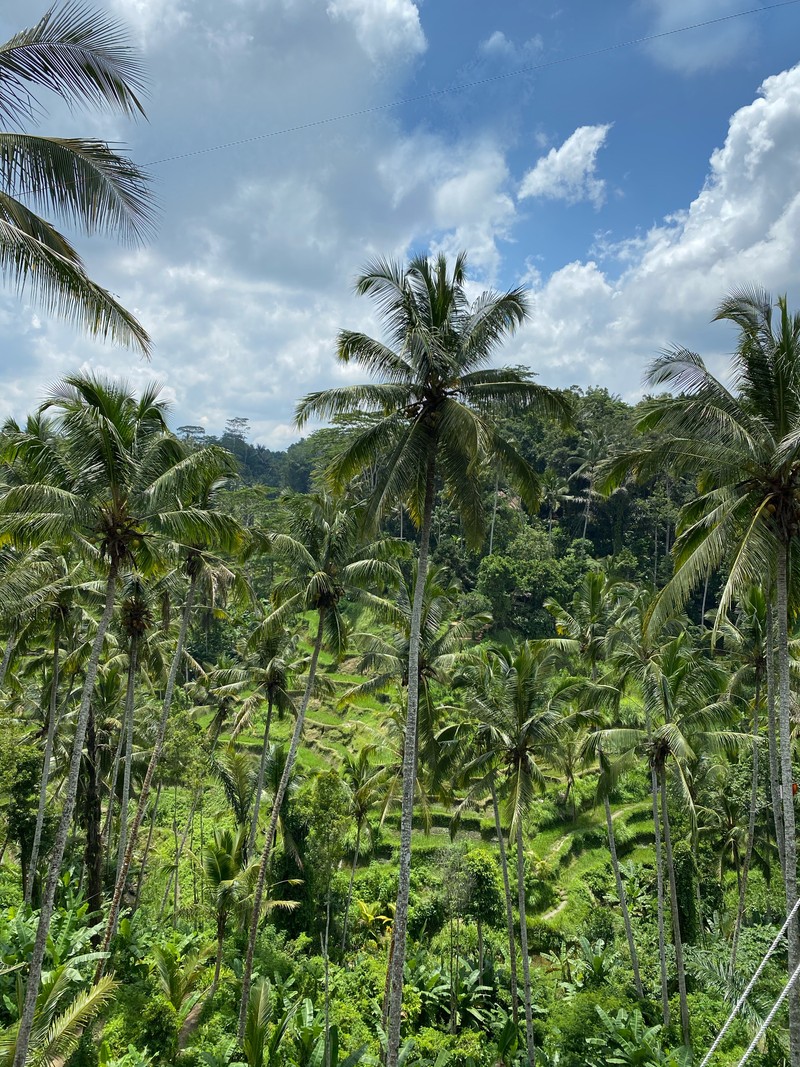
[84,700,103,919]
[0,634,16,690]
[515,819,536,1066]
[488,472,499,555]
[12,566,118,1067]
[341,819,362,954]
[604,794,644,999]
[102,716,124,866]
[26,620,61,904]
[731,676,761,971]
[651,764,670,1026]
[97,574,197,973]
[211,911,227,996]
[660,765,690,1048]
[775,546,800,1067]
[386,454,436,1067]
[766,602,786,879]
[133,778,162,911]
[115,635,139,885]
[491,777,519,1025]
[238,609,327,1040]
[247,697,274,858]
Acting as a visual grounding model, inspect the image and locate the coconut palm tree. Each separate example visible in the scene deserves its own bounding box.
[99,547,247,968]
[0,967,117,1067]
[204,623,302,856]
[604,288,800,1066]
[456,641,562,1066]
[202,825,249,995]
[295,252,571,1067]
[0,373,241,1067]
[339,744,388,954]
[545,569,634,682]
[0,3,153,352]
[237,490,402,1039]
[342,561,489,781]
[604,632,737,1049]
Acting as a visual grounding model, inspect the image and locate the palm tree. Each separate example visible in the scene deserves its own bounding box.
[0,374,240,1067]
[202,825,249,995]
[112,572,158,889]
[0,3,153,352]
[458,641,562,1066]
[539,468,572,542]
[237,490,401,1039]
[0,968,117,1067]
[342,561,489,780]
[339,744,388,954]
[545,569,634,682]
[579,728,644,1000]
[715,585,771,970]
[204,623,301,856]
[295,252,571,1067]
[100,546,247,967]
[605,288,800,1066]
[605,632,737,1049]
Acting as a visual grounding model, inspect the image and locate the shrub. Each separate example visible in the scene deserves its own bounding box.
[135,996,178,1063]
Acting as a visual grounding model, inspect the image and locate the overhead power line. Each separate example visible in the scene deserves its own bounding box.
[146,0,800,167]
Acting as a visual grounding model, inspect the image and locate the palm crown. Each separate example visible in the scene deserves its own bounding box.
[0,3,154,352]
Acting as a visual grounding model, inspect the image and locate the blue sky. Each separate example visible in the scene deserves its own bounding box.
[2,0,800,445]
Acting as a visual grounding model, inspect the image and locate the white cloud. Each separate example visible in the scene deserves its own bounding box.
[519,124,612,209]
[511,64,800,397]
[378,137,516,278]
[479,30,543,63]
[326,0,426,62]
[640,0,753,74]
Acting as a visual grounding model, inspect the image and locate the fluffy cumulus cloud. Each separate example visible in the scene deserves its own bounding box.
[511,64,800,396]
[326,0,426,62]
[519,124,612,209]
[479,30,543,64]
[640,0,753,73]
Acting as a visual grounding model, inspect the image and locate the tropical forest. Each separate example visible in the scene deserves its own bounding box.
[3,5,800,1067]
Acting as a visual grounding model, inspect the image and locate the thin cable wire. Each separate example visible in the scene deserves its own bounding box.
[699,895,800,1067]
[736,958,800,1067]
[144,0,800,167]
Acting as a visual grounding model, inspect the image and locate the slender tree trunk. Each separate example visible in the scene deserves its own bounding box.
[731,676,761,972]
[247,698,274,858]
[0,634,16,690]
[652,524,658,587]
[515,819,536,1067]
[97,573,197,973]
[102,712,124,870]
[341,820,362,955]
[775,546,800,1067]
[26,621,61,904]
[489,472,499,555]
[766,601,786,879]
[115,636,139,886]
[604,794,643,999]
[700,568,710,628]
[651,764,670,1027]
[323,892,332,1067]
[491,777,519,1025]
[133,778,162,911]
[386,454,437,1067]
[160,783,181,922]
[84,700,103,920]
[211,913,226,996]
[238,609,327,1040]
[660,765,690,1049]
[477,917,484,985]
[12,566,118,1067]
